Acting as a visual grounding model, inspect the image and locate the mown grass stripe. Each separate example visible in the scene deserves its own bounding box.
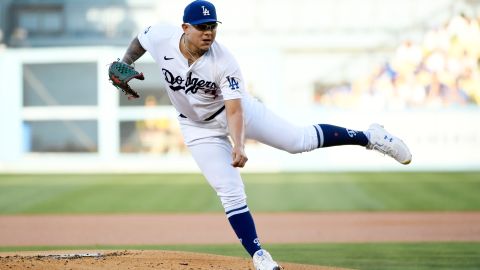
[0,172,479,214]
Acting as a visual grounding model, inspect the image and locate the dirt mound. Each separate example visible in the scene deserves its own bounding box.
[0,250,348,270]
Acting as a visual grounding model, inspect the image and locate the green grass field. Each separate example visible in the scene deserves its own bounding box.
[1,172,479,213]
[1,172,479,270]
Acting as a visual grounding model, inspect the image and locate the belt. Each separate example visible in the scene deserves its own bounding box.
[179,105,225,121]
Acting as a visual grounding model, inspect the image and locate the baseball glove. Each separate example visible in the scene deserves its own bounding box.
[108,60,144,99]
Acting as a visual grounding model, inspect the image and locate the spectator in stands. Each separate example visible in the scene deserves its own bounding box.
[320,13,480,108]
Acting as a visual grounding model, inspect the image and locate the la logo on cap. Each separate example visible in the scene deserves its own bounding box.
[201,6,210,16]
[183,0,221,25]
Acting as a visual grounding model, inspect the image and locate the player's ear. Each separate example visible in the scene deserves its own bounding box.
[181,23,189,32]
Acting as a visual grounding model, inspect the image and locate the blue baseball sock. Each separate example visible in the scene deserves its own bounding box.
[227,206,262,257]
[315,124,369,147]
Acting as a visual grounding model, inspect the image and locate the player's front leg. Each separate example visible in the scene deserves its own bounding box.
[186,137,281,270]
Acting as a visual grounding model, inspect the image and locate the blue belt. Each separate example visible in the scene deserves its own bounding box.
[179,105,225,121]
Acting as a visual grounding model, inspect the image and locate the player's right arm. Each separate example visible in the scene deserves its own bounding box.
[121,37,146,65]
[225,98,248,168]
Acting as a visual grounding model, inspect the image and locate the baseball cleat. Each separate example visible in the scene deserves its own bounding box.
[252,249,282,270]
[365,123,412,165]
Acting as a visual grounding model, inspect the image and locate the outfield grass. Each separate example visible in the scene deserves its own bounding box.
[1,242,479,270]
[1,172,479,270]
[0,172,480,214]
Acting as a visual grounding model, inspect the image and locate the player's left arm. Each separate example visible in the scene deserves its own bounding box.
[121,37,146,65]
[225,98,248,168]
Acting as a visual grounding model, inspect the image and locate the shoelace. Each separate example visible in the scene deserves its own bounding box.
[372,143,398,157]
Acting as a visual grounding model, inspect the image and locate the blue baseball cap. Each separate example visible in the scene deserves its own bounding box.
[183,0,221,25]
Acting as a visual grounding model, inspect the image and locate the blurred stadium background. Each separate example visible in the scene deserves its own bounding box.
[0,0,479,173]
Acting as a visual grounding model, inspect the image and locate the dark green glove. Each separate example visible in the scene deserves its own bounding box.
[108,60,144,99]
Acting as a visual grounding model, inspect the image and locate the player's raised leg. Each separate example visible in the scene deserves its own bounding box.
[244,97,411,164]
[187,136,281,269]
[314,123,412,164]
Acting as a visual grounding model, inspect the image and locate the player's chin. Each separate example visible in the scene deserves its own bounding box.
[200,40,213,49]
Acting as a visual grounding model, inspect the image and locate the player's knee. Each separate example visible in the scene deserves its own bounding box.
[284,145,303,154]
[279,128,314,154]
[279,140,305,154]
[219,193,247,211]
[282,127,317,154]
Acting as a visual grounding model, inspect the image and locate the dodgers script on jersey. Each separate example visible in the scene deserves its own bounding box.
[137,24,246,122]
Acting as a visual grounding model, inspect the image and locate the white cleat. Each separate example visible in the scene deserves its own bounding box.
[253,249,282,270]
[365,123,412,165]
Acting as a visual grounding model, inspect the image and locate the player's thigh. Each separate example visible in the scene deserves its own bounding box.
[187,137,245,197]
[245,99,303,152]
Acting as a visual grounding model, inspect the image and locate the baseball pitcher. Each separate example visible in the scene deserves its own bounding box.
[109,1,412,269]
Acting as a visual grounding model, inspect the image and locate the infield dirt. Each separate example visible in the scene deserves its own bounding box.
[1,212,479,269]
[0,250,348,270]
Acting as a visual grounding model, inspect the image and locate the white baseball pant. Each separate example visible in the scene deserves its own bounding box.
[179,95,320,212]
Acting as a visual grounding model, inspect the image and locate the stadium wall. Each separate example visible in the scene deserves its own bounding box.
[0,47,478,173]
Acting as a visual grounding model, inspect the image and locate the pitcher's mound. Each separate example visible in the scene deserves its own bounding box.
[0,250,349,270]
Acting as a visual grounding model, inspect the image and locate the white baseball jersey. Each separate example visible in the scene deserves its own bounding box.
[138,24,247,122]
[137,24,319,214]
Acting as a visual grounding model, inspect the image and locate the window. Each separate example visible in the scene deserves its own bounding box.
[119,119,185,154]
[15,4,64,36]
[24,120,98,153]
[23,63,97,106]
